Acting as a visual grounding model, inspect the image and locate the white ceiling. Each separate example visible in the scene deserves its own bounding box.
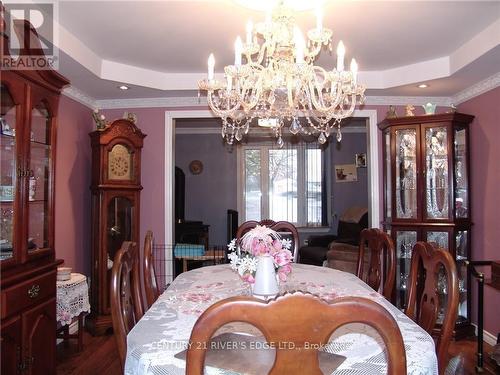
[44,1,500,101]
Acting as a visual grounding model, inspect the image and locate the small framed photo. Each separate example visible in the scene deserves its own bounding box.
[355,153,367,168]
[335,164,357,183]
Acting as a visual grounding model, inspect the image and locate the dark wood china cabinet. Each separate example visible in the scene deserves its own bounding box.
[379,112,474,338]
[1,13,69,375]
[87,119,145,335]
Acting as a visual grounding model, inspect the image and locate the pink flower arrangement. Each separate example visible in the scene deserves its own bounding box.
[228,225,293,284]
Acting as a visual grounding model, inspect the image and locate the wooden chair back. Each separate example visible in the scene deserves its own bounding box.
[143,230,160,310]
[186,292,407,375]
[356,228,396,299]
[236,220,300,262]
[110,241,144,370]
[405,242,459,374]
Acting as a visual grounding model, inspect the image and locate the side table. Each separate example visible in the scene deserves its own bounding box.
[56,273,91,351]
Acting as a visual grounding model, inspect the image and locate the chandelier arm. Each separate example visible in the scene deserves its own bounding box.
[207,91,243,118]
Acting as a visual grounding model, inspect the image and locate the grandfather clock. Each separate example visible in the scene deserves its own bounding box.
[87,119,146,335]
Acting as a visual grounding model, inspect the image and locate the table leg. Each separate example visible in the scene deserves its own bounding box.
[77,314,84,352]
[183,259,187,273]
[63,325,70,348]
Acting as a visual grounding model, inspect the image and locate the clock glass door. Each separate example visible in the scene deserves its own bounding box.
[0,84,18,262]
[105,196,134,311]
[28,102,52,253]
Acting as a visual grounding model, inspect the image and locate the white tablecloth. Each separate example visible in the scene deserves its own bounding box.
[125,264,438,374]
[56,273,90,326]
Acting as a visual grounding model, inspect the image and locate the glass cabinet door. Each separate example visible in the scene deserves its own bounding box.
[0,84,18,262]
[454,127,469,219]
[394,128,418,219]
[395,230,418,309]
[384,130,392,220]
[455,230,469,322]
[424,126,450,220]
[28,102,52,253]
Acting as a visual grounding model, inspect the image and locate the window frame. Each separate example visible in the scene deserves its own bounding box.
[237,141,331,228]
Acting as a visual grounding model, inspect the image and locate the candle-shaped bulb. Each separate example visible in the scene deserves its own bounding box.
[208,53,215,80]
[315,5,322,31]
[246,20,253,44]
[350,58,358,85]
[265,7,272,25]
[226,75,232,92]
[234,36,243,66]
[336,40,345,71]
[294,27,305,63]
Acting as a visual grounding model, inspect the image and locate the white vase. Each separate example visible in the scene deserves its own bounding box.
[252,255,279,299]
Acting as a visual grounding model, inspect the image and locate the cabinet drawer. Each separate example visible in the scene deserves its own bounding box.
[1,271,56,319]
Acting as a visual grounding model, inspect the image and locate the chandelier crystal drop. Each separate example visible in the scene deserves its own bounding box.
[198,1,366,146]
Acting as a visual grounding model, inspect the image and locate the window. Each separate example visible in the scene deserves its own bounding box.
[240,142,326,227]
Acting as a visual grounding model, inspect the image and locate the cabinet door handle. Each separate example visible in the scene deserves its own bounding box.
[27,284,40,299]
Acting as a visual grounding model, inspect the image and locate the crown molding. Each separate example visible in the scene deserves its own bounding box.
[95,96,208,109]
[451,72,500,105]
[95,95,453,110]
[364,96,452,106]
[62,86,97,109]
[67,73,500,111]
[175,126,367,135]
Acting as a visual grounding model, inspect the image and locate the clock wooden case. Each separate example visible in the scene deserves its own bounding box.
[87,119,146,335]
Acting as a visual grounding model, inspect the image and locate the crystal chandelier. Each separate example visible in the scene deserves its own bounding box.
[198,1,366,146]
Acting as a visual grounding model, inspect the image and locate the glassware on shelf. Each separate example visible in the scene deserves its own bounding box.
[454,128,469,218]
[455,231,468,260]
[400,272,409,290]
[437,271,447,294]
[395,129,417,219]
[425,127,449,219]
[427,231,449,250]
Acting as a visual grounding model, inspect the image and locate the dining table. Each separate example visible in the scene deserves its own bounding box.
[125,263,438,375]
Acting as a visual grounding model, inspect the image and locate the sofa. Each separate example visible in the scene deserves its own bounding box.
[299,207,368,267]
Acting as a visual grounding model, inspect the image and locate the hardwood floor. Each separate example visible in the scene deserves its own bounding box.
[56,331,121,375]
[57,331,498,374]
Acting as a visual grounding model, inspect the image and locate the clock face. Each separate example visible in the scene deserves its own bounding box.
[108,144,132,180]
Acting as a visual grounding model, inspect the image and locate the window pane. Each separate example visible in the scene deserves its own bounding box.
[306,148,322,225]
[269,148,297,222]
[245,149,261,221]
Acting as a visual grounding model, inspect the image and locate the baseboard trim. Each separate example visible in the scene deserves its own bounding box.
[472,324,498,346]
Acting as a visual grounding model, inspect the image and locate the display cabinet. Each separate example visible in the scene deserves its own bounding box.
[379,112,474,338]
[1,14,69,374]
[87,119,145,335]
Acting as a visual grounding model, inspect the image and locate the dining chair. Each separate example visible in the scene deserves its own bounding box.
[110,241,144,370]
[143,230,160,310]
[236,220,300,262]
[186,292,407,375]
[356,228,396,300]
[405,241,459,375]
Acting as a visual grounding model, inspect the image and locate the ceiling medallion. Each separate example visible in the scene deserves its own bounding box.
[198,1,365,146]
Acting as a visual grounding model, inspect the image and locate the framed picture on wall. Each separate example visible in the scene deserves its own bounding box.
[355,153,367,168]
[335,164,357,183]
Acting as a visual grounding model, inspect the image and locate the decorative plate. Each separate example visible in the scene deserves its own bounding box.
[189,160,203,175]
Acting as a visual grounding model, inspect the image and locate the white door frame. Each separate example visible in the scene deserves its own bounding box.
[164,109,379,282]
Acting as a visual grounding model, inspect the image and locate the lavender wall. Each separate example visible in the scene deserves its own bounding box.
[54,96,93,275]
[458,86,500,336]
[175,133,237,246]
[330,132,369,231]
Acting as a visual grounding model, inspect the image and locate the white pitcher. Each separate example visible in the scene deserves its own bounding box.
[252,255,279,299]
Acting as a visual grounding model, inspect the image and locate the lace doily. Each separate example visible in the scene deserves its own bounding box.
[57,273,91,326]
